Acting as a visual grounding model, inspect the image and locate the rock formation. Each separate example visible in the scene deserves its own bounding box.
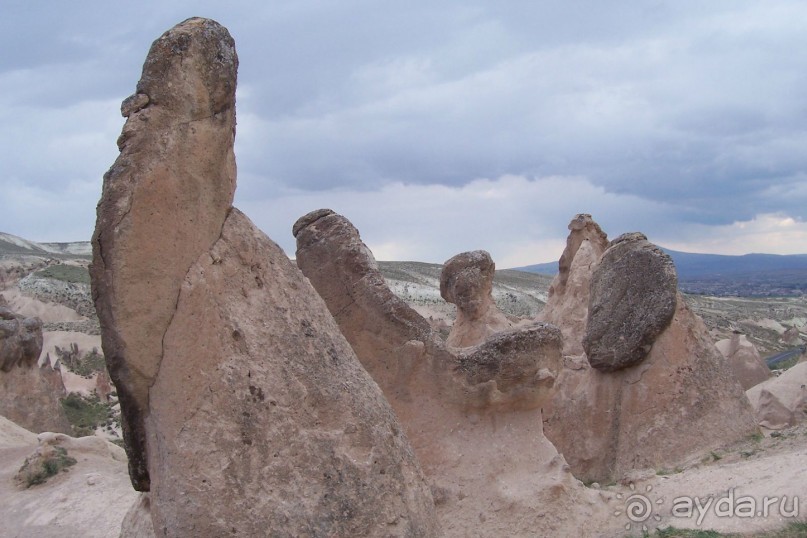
[746,362,807,430]
[91,19,436,537]
[295,209,613,537]
[539,214,608,356]
[542,220,758,482]
[0,419,139,537]
[1,306,43,372]
[715,332,771,390]
[781,326,804,347]
[0,307,70,434]
[439,250,513,348]
[584,232,678,372]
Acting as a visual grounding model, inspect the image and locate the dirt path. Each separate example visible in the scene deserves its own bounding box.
[0,417,138,538]
[599,425,807,536]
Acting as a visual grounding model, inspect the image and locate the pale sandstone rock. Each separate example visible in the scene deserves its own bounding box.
[91,17,238,490]
[540,219,756,482]
[781,326,803,347]
[92,19,437,537]
[538,214,608,355]
[746,362,807,431]
[0,307,70,434]
[120,493,157,538]
[440,250,513,348]
[584,232,677,372]
[1,307,43,371]
[294,209,612,537]
[545,295,759,482]
[715,332,771,390]
[0,420,137,537]
[147,209,436,536]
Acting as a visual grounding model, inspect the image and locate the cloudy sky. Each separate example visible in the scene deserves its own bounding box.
[2,1,806,266]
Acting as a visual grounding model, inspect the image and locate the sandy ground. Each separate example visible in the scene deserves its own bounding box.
[1,287,85,323]
[0,417,138,538]
[597,424,807,536]
[39,331,104,395]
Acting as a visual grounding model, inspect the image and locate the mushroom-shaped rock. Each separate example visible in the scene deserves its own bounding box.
[538,214,609,355]
[294,210,614,537]
[583,232,677,372]
[440,250,513,348]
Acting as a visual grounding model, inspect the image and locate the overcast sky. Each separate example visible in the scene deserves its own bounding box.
[2,1,806,266]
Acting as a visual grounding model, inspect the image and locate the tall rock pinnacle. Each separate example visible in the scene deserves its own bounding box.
[91,18,437,536]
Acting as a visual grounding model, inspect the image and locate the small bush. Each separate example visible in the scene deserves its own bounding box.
[18,446,77,488]
[61,393,112,437]
[56,345,106,378]
[33,264,90,285]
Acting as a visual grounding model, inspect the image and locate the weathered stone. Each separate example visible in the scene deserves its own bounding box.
[91,17,238,491]
[440,251,513,348]
[746,362,807,430]
[0,307,43,371]
[545,294,758,482]
[92,19,437,537]
[456,323,560,406]
[781,326,803,347]
[295,210,611,537]
[715,332,771,390]
[0,307,70,434]
[583,232,677,372]
[147,209,437,536]
[538,214,609,355]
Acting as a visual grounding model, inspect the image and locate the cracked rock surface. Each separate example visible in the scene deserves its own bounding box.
[91,18,436,537]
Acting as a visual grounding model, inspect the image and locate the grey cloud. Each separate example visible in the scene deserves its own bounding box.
[1,0,805,257]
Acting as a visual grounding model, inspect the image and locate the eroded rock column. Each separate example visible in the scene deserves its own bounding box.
[294,209,612,537]
[440,250,513,348]
[538,214,609,355]
[0,307,71,434]
[543,223,758,482]
[92,19,437,537]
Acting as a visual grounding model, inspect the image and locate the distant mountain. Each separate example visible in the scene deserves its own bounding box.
[512,249,807,297]
[0,232,91,258]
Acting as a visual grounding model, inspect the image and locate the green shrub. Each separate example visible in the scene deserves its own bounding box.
[18,446,77,488]
[33,264,90,284]
[61,393,113,437]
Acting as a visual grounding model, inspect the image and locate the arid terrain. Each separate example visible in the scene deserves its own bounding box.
[1,229,805,537]
[379,260,807,359]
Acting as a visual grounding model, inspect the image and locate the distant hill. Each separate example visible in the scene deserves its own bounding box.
[0,232,91,259]
[513,249,807,297]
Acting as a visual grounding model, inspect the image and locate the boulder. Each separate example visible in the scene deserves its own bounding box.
[546,296,759,482]
[583,232,677,372]
[715,332,771,390]
[439,250,513,348]
[540,224,757,482]
[91,19,437,537]
[539,214,608,355]
[746,362,807,431]
[295,209,613,537]
[0,307,70,434]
